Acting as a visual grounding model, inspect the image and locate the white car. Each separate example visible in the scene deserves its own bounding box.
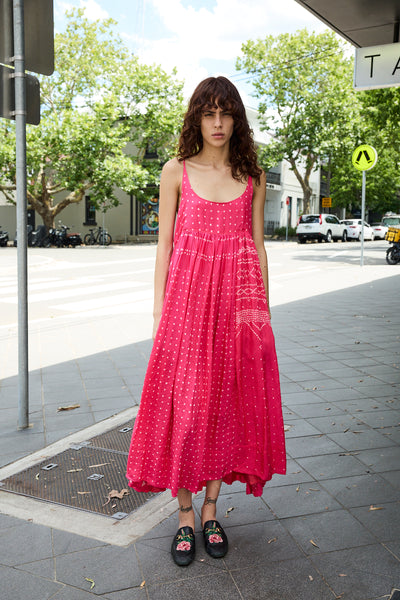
[371,223,388,240]
[341,219,375,241]
[296,214,347,243]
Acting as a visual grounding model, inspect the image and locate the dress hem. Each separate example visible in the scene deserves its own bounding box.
[127,466,287,498]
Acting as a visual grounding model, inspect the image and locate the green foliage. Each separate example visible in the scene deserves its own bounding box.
[237,29,357,211]
[329,87,400,215]
[273,226,297,238]
[0,8,184,228]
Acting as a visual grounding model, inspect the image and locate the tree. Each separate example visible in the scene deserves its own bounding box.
[0,9,184,230]
[329,87,400,216]
[236,29,358,212]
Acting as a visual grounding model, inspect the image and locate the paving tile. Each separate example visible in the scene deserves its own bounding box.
[283,509,375,554]
[193,491,276,528]
[222,520,304,570]
[285,434,344,459]
[0,521,53,566]
[335,397,394,414]
[356,446,400,472]
[283,420,322,438]
[282,392,327,406]
[297,453,370,480]
[53,530,109,556]
[284,402,344,418]
[357,410,400,429]
[263,483,340,518]
[55,545,143,595]
[306,413,370,434]
[310,544,400,600]
[51,588,107,600]
[327,429,396,452]
[380,470,400,489]
[320,473,400,508]
[231,556,334,600]
[146,572,242,600]
[0,564,62,600]
[265,459,316,488]
[384,541,400,561]
[350,502,400,542]
[380,426,400,444]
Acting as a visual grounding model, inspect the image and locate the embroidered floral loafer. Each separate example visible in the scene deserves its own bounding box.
[171,526,196,566]
[203,520,228,558]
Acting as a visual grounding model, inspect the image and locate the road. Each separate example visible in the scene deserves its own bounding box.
[0,239,396,330]
[0,239,398,380]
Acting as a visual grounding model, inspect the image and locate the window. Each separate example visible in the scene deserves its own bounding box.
[84,196,96,225]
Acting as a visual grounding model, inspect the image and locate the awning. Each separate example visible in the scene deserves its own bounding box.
[295,0,400,47]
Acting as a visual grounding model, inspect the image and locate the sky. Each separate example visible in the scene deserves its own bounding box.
[54,0,330,107]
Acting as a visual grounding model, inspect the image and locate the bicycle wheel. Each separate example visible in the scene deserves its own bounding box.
[99,233,112,246]
[84,233,94,245]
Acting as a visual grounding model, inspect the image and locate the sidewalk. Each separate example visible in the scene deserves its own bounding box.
[0,274,399,600]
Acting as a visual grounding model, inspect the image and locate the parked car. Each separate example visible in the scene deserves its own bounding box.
[371,223,388,240]
[296,214,347,243]
[341,219,374,241]
[382,213,400,227]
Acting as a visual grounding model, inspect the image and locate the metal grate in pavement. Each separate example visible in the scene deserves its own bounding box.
[0,421,157,518]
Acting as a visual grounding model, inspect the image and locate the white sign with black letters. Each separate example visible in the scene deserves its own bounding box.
[354,43,400,90]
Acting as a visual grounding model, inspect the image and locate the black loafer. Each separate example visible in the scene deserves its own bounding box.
[171,526,195,566]
[203,520,228,558]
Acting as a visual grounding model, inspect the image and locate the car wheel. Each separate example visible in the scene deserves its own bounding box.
[325,230,332,243]
[298,237,306,244]
[342,230,348,242]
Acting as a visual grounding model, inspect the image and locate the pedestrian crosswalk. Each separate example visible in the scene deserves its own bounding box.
[0,254,156,329]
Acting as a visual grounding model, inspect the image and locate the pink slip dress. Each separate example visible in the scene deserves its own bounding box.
[126,161,286,497]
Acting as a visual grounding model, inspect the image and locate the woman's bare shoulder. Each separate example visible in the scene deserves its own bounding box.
[161,157,184,182]
[253,168,266,189]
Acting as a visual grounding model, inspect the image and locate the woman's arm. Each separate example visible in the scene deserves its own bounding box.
[252,170,270,316]
[152,158,181,339]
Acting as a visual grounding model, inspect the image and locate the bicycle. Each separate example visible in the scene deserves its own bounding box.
[84,226,112,246]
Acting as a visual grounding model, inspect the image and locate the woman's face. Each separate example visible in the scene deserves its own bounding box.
[200,104,234,148]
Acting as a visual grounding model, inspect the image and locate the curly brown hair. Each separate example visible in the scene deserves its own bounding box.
[177,76,262,185]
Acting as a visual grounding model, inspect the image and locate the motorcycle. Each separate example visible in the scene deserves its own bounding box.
[0,225,9,247]
[48,222,82,247]
[385,227,400,265]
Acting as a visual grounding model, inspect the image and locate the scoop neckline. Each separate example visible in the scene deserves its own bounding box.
[184,162,250,204]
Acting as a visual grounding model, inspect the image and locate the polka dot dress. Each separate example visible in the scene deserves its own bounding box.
[126,162,286,497]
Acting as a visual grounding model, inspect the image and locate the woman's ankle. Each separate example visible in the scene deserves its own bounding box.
[201,496,217,527]
[178,503,195,530]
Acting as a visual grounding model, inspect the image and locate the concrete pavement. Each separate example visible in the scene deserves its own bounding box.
[0,246,399,599]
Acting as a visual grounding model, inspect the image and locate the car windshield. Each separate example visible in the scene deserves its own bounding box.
[382,217,400,226]
[300,216,319,223]
[342,220,358,225]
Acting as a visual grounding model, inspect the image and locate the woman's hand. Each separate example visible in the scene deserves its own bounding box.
[152,314,161,341]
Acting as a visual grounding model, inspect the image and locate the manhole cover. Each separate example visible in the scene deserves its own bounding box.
[0,421,156,518]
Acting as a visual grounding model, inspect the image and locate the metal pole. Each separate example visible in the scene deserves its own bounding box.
[360,170,366,267]
[13,0,29,428]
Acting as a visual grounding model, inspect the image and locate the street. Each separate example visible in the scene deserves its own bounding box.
[0,238,396,332]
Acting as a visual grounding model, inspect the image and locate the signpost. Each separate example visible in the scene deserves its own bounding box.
[352,144,378,267]
[0,0,54,430]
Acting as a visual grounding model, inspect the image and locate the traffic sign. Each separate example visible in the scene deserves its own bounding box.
[322,197,332,208]
[0,64,40,125]
[352,145,378,171]
[0,0,54,75]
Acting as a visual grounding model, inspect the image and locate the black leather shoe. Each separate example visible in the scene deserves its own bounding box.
[171,526,195,566]
[203,520,228,558]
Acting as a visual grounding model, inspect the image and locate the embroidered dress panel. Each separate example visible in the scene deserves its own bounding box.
[126,161,286,497]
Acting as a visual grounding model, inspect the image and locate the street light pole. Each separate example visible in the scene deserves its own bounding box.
[13,0,29,429]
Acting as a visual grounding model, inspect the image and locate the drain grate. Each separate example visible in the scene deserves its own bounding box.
[0,421,157,518]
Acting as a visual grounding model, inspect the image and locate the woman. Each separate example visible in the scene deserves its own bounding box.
[126,76,286,566]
